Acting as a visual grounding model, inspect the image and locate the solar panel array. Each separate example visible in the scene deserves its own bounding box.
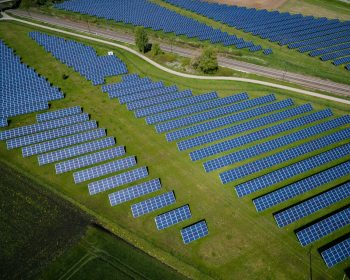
[274,182,350,228]
[55,0,267,53]
[109,179,161,206]
[163,0,350,69]
[0,40,63,127]
[296,207,350,246]
[88,166,149,195]
[29,32,128,85]
[155,205,191,230]
[181,220,209,244]
[55,146,125,174]
[100,74,350,260]
[73,156,136,183]
[131,191,176,218]
[321,238,350,267]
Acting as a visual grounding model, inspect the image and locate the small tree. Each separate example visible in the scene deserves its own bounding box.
[135,27,149,53]
[150,43,163,57]
[195,47,218,74]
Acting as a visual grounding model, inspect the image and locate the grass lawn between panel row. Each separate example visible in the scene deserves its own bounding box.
[0,21,349,279]
[20,3,350,86]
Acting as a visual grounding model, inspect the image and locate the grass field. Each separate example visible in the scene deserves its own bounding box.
[0,20,350,279]
[280,0,350,20]
[19,2,350,87]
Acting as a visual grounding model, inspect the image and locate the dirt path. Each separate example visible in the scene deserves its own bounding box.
[205,0,288,9]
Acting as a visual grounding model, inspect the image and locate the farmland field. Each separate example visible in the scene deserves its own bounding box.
[0,17,349,280]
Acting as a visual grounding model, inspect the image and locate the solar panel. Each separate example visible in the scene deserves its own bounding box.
[55,146,125,174]
[109,178,161,206]
[135,91,217,118]
[181,220,209,244]
[119,85,178,104]
[235,143,350,197]
[38,137,115,165]
[154,94,275,133]
[274,182,350,228]
[7,120,97,149]
[321,237,350,267]
[88,166,148,195]
[296,208,350,246]
[73,156,136,183]
[36,106,81,122]
[131,191,176,218]
[22,128,106,157]
[128,90,192,112]
[0,113,89,141]
[253,161,350,212]
[169,98,297,143]
[220,127,350,184]
[155,205,191,230]
[147,92,249,125]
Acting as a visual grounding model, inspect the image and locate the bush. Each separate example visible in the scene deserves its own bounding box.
[150,43,163,57]
[135,27,149,53]
[196,47,218,74]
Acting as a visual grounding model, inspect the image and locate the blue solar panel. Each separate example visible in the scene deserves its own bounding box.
[38,137,115,165]
[235,143,350,197]
[155,205,191,230]
[128,90,192,112]
[88,166,148,195]
[108,81,164,99]
[253,161,350,212]
[109,178,161,206]
[55,146,125,174]
[296,208,350,246]
[131,191,176,218]
[155,94,275,133]
[119,85,178,104]
[204,110,341,172]
[181,220,209,244]
[147,92,249,125]
[0,113,89,141]
[135,91,217,118]
[7,121,97,149]
[220,127,350,184]
[36,106,81,122]
[169,98,297,143]
[274,182,350,228]
[22,129,106,157]
[188,104,318,159]
[321,237,350,267]
[73,156,136,183]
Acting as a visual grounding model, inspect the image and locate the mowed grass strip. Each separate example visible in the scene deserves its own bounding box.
[0,21,349,279]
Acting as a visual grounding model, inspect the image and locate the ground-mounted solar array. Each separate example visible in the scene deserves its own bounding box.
[163,0,350,70]
[101,73,350,266]
[29,31,128,85]
[54,0,269,53]
[0,102,208,244]
[0,40,63,127]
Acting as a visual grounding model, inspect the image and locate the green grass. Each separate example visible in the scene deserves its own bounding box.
[280,0,350,20]
[41,225,188,280]
[0,21,350,279]
[19,3,350,86]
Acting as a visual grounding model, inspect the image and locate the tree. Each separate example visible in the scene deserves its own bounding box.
[194,47,218,74]
[150,43,163,57]
[135,27,149,53]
